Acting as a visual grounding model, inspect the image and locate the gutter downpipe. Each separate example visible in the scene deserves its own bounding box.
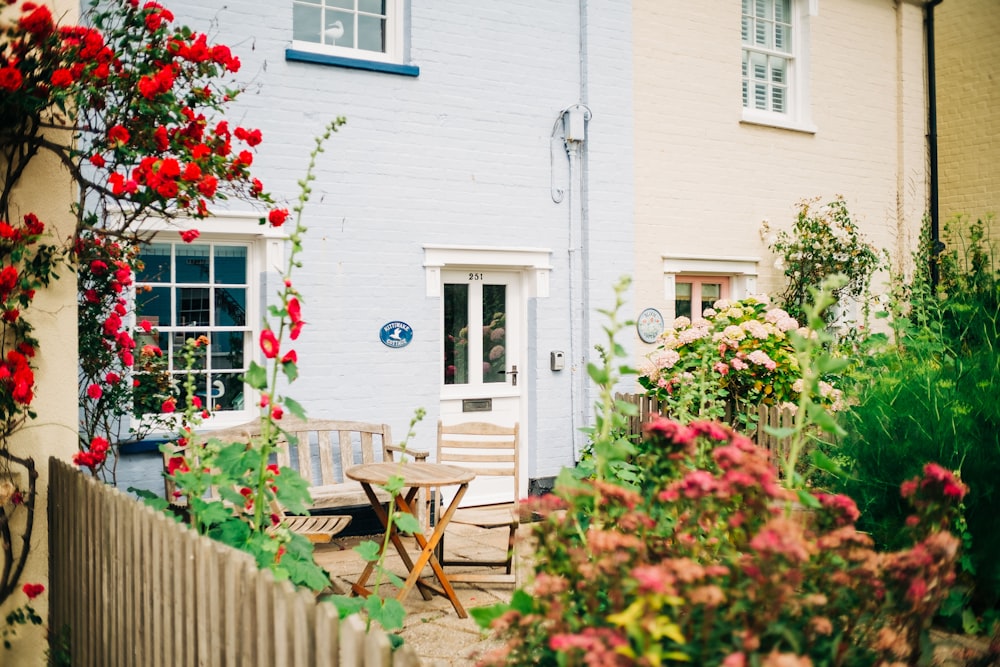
[926,0,944,288]
[567,0,590,464]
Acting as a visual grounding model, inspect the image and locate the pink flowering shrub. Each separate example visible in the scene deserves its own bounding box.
[476,419,966,666]
[639,298,843,427]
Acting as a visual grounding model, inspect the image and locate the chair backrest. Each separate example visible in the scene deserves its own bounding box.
[436,421,519,507]
[162,417,396,498]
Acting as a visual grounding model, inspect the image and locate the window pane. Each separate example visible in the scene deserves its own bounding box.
[215,287,246,326]
[444,284,468,385]
[675,282,692,320]
[175,245,210,283]
[702,284,722,314]
[359,0,385,14]
[327,9,355,47]
[326,0,354,9]
[211,331,246,371]
[209,373,245,412]
[215,246,247,284]
[775,23,789,52]
[178,287,210,326]
[137,286,171,326]
[482,284,506,384]
[357,14,385,52]
[292,1,322,42]
[775,0,791,23]
[137,243,171,283]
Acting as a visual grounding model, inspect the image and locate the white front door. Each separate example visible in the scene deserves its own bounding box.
[440,269,525,507]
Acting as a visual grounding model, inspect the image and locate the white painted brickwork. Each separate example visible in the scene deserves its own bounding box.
[114,0,635,490]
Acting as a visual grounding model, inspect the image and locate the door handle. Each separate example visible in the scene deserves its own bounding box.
[503,365,518,386]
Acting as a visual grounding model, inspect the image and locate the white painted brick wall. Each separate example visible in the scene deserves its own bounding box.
[114,0,635,492]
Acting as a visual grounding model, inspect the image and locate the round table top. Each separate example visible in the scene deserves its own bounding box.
[346,462,475,487]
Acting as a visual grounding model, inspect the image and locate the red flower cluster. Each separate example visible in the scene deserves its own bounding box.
[73,436,110,470]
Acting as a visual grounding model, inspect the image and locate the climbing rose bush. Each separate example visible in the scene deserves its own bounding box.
[477,419,964,666]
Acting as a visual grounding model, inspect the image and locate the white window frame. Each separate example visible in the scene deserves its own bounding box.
[291,0,405,65]
[133,213,286,432]
[662,255,760,323]
[740,0,817,134]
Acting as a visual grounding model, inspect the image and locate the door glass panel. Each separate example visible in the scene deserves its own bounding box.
[482,284,506,384]
[702,283,722,315]
[444,284,469,385]
[675,282,692,320]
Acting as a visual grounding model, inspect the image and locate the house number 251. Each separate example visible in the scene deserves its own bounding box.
[468,272,483,281]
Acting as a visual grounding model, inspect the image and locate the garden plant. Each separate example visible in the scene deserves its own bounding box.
[0,0,339,637]
[474,279,968,666]
[831,215,1000,628]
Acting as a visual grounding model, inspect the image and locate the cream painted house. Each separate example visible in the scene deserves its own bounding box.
[935,0,1000,235]
[0,2,79,663]
[632,0,930,346]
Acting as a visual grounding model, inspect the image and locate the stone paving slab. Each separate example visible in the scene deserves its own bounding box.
[314,522,520,666]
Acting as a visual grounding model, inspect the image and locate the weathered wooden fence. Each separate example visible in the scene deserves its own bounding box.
[615,393,796,460]
[48,458,422,667]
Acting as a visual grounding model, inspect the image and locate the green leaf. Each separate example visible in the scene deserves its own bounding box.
[763,425,796,439]
[275,468,313,515]
[810,449,844,477]
[382,474,405,496]
[281,359,298,382]
[586,363,609,384]
[393,512,422,535]
[243,361,268,390]
[283,396,307,420]
[208,515,251,547]
[470,601,511,630]
[795,489,822,509]
[508,588,535,614]
[354,540,382,562]
[368,597,406,632]
[325,594,365,619]
[385,570,405,589]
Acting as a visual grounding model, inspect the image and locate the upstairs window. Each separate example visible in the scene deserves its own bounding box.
[741,0,815,133]
[292,0,404,64]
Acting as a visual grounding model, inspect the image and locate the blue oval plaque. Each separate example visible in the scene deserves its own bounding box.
[380,321,413,348]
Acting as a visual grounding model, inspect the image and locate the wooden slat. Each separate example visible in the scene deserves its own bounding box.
[317,430,335,486]
[339,431,355,480]
[48,459,420,667]
[439,439,514,449]
[295,430,315,486]
[360,432,376,464]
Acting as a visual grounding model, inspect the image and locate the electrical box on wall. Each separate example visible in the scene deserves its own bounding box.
[550,351,565,371]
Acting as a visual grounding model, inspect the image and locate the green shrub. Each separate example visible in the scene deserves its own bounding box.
[833,215,1000,614]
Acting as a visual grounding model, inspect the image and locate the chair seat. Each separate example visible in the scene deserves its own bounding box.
[284,514,352,543]
[449,506,517,529]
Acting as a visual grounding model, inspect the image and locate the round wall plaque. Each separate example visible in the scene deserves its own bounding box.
[380,321,413,348]
[636,308,665,344]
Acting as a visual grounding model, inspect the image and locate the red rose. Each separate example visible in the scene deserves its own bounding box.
[22,583,45,600]
[268,208,289,227]
[89,153,106,168]
[50,68,74,88]
[161,398,177,414]
[138,319,153,333]
[87,383,103,400]
[179,229,200,243]
[108,125,130,146]
[0,66,23,92]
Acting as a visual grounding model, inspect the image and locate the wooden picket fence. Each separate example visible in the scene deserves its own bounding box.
[48,458,423,667]
[614,393,796,461]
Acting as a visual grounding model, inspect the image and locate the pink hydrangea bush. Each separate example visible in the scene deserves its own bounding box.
[639,298,844,426]
[477,419,965,666]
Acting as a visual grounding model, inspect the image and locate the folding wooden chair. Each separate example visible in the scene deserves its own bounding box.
[434,421,519,584]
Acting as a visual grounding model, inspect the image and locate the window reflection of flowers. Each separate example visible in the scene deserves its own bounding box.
[639,297,844,428]
[483,311,505,382]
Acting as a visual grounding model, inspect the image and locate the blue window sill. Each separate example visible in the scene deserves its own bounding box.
[119,437,171,455]
[285,49,419,77]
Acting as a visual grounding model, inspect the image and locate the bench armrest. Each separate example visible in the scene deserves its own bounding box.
[385,444,430,462]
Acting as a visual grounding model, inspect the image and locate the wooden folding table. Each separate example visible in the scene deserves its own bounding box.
[345,462,475,618]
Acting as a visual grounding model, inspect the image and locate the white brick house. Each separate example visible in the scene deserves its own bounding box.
[119,0,935,502]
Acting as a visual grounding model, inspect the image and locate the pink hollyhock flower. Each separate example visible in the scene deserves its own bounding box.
[259,329,279,358]
[281,350,297,364]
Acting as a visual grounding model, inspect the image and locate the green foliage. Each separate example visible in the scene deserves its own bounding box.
[832,215,1000,615]
[768,196,882,324]
[474,280,965,667]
